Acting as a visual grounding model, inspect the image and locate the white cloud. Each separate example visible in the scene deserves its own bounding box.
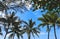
[0,11,6,18]
[40,32,47,35]
[25,4,32,10]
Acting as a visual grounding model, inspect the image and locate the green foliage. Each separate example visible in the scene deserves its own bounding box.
[38,11,60,39]
[0,1,6,11]
[0,12,40,39]
[32,0,60,12]
[0,0,60,39]
[23,19,40,39]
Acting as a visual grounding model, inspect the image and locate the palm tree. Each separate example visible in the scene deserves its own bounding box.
[7,19,24,39]
[43,12,59,39]
[23,19,40,39]
[38,14,51,39]
[0,12,24,39]
[5,12,24,39]
[3,12,17,39]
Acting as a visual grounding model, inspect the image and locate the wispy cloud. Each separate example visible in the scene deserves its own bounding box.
[40,32,47,35]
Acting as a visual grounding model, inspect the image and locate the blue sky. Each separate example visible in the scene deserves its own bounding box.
[0,9,60,39]
[0,0,59,39]
[15,9,60,39]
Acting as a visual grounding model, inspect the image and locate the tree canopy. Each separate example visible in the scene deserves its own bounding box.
[0,0,60,12]
[32,0,60,11]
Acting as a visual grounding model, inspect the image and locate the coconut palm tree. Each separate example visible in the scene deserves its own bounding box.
[5,12,25,39]
[0,12,24,39]
[23,19,40,39]
[3,12,18,39]
[43,12,59,39]
[38,14,51,39]
[7,19,24,39]
[38,11,60,39]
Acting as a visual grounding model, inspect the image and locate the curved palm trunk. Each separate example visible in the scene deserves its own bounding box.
[47,25,50,39]
[4,28,8,39]
[54,24,57,39]
[4,33,7,39]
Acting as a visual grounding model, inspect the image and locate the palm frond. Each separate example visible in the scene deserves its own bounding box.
[8,33,14,39]
[42,14,49,22]
[33,31,39,37]
[31,32,35,39]
[20,35,23,39]
[22,20,28,25]
[38,17,46,22]
[38,23,48,27]
[0,27,2,35]
[0,18,7,23]
[12,17,18,22]
[29,19,35,28]
[32,28,40,37]
[16,32,20,39]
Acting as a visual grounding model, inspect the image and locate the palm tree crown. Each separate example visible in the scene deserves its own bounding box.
[23,19,40,39]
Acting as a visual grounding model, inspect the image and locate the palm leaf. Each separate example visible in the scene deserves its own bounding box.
[16,32,20,39]
[9,33,14,39]
[38,23,48,27]
[31,32,35,39]
[0,27,2,35]
[42,14,49,22]
[0,18,7,23]
[33,28,40,37]
[38,17,46,22]
[33,31,39,37]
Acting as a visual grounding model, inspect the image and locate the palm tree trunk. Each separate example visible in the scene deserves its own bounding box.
[48,27,50,39]
[28,33,30,39]
[28,36,30,39]
[54,24,57,39]
[4,27,8,39]
[48,31,49,39]
[4,33,7,39]
[47,25,50,39]
[13,35,14,39]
